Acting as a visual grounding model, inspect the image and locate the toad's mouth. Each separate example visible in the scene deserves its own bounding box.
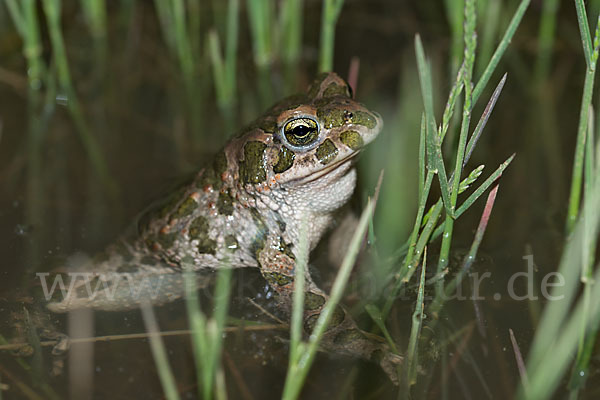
[297,151,360,184]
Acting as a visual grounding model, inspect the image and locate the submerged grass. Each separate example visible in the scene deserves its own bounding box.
[183,266,232,400]
[4,0,47,273]
[140,304,181,400]
[41,0,115,198]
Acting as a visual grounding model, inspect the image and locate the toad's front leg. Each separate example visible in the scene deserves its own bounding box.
[256,235,402,383]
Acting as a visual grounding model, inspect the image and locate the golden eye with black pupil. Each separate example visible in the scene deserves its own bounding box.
[283,117,320,147]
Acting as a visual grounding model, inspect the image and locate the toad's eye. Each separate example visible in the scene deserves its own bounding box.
[283,117,320,147]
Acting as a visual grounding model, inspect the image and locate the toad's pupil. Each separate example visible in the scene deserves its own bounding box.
[292,125,313,138]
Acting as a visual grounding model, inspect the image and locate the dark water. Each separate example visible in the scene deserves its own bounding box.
[0,1,598,399]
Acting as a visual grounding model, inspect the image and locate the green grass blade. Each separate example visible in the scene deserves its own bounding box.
[419,115,426,199]
[524,154,600,394]
[140,303,182,400]
[280,0,303,64]
[533,0,560,85]
[522,247,600,400]
[439,64,465,141]
[464,73,507,166]
[183,267,209,399]
[208,268,232,399]
[247,0,273,67]
[223,0,239,98]
[472,0,530,104]
[209,30,228,108]
[171,0,195,87]
[443,0,464,78]
[80,0,107,40]
[404,200,443,284]
[429,184,500,318]
[183,261,232,400]
[318,0,344,72]
[381,171,434,318]
[208,0,239,114]
[288,217,309,363]
[187,0,201,55]
[437,0,477,293]
[41,0,115,197]
[415,35,452,215]
[282,200,374,400]
[575,0,593,67]
[568,58,600,393]
[455,153,514,218]
[365,304,398,353]
[566,15,600,234]
[4,0,26,37]
[475,0,501,79]
[414,35,438,135]
[404,249,427,392]
[154,0,176,53]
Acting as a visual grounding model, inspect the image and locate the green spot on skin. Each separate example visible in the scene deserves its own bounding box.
[303,305,345,332]
[317,108,345,129]
[323,82,350,98]
[276,237,295,260]
[264,272,293,286]
[276,217,286,232]
[316,139,339,165]
[249,208,269,260]
[225,235,238,251]
[157,232,177,249]
[171,196,198,220]
[217,190,234,216]
[340,130,364,150]
[330,306,345,328]
[189,216,209,238]
[198,166,221,190]
[251,234,266,262]
[351,111,377,129]
[333,329,365,345]
[197,238,217,255]
[253,117,277,133]
[304,292,326,311]
[213,150,228,175]
[273,146,295,173]
[307,73,330,98]
[189,216,216,255]
[239,141,267,184]
[158,187,187,219]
